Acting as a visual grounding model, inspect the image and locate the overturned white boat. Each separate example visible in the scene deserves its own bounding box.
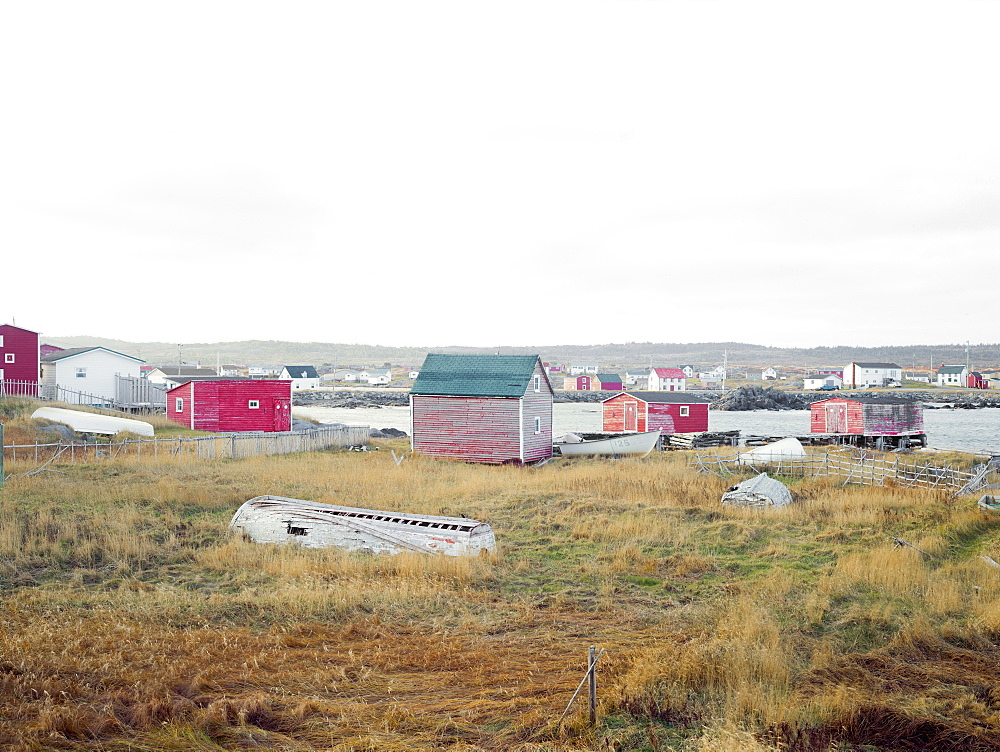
[554,430,661,457]
[31,406,155,437]
[722,473,793,508]
[737,437,805,465]
[229,495,496,557]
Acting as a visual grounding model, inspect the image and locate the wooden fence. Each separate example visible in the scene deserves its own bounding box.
[1,379,166,411]
[690,447,986,494]
[2,425,372,480]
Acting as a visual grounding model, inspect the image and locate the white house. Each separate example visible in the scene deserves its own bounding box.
[678,365,695,378]
[625,371,644,386]
[698,365,727,381]
[219,364,243,377]
[40,347,144,403]
[936,365,969,387]
[803,373,843,390]
[280,365,320,391]
[843,362,902,388]
[648,367,687,391]
[408,370,420,380]
[248,365,281,378]
[761,367,778,380]
[367,369,392,386]
[569,363,599,376]
[146,366,217,385]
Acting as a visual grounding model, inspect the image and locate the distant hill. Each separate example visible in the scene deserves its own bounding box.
[40,336,1000,371]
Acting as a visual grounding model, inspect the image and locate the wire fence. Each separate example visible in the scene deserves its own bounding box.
[690,447,987,494]
[2,425,372,479]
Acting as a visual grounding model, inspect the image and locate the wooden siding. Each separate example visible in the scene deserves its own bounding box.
[167,380,292,432]
[166,382,194,428]
[48,350,143,402]
[0,325,39,393]
[810,398,923,436]
[648,403,708,433]
[411,395,523,463]
[521,360,553,462]
[603,394,708,434]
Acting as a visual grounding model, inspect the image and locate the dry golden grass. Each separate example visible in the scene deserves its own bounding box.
[4,430,1000,750]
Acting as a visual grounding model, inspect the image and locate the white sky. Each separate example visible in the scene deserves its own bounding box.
[2,1,998,348]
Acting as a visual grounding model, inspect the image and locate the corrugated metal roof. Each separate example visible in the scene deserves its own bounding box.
[411,354,545,397]
[596,373,621,382]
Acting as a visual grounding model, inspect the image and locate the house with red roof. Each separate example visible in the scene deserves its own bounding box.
[648,367,687,392]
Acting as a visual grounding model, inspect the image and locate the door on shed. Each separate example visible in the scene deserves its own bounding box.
[580,376,590,391]
[624,401,637,431]
[272,398,291,431]
[825,403,847,433]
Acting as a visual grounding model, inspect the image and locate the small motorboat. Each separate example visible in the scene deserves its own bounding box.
[553,430,661,457]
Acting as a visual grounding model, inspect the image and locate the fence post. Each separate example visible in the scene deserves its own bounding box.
[588,645,597,727]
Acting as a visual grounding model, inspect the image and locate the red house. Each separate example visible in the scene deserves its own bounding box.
[602,391,709,434]
[969,372,990,390]
[810,397,923,436]
[0,324,40,395]
[564,375,594,391]
[410,354,552,464]
[166,379,292,432]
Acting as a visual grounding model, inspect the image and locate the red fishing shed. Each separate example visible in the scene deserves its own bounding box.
[410,354,553,464]
[810,397,923,436]
[0,324,40,395]
[602,391,709,434]
[166,378,292,432]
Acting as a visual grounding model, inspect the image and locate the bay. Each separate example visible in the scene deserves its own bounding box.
[294,403,1000,455]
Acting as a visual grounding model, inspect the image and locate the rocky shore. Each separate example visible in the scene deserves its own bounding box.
[294,387,1000,413]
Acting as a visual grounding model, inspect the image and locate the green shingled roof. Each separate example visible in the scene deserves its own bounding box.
[411,354,545,397]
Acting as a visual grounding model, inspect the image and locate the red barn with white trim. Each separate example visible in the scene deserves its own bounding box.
[410,354,552,464]
[0,324,40,395]
[602,391,709,434]
[810,397,923,436]
[166,379,292,432]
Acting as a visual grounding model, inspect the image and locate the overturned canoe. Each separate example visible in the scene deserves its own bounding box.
[554,430,661,457]
[229,495,496,557]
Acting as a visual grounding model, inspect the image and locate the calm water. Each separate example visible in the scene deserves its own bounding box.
[294,403,1000,455]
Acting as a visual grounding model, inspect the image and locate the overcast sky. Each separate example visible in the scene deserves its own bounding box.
[2,1,997,349]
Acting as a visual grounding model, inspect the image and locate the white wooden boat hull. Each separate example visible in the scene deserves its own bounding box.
[554,431,661,457]
[229,495,496,557]
[31,407,155,437]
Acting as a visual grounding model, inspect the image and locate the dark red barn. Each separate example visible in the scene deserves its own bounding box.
[602,391,709,434]
[410,354,552,464]
[166,378,292,432]
[0,323,40,395]
[810,397,923,436]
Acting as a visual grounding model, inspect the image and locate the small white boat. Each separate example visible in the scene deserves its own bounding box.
[229,495,496,557]
[31,406,155,437]
[553,430,661,457]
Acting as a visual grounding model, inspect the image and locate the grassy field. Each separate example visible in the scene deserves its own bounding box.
[3,400,1000,750]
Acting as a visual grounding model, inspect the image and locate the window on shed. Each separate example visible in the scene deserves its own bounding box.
[0,336,3,346]
[175,397,183,412]
[534,416,541,434]
[533,375,541,392]
[680,406,690,417]
[76,367,86,378]
[4,353,13,363]
[248,400,260,409]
